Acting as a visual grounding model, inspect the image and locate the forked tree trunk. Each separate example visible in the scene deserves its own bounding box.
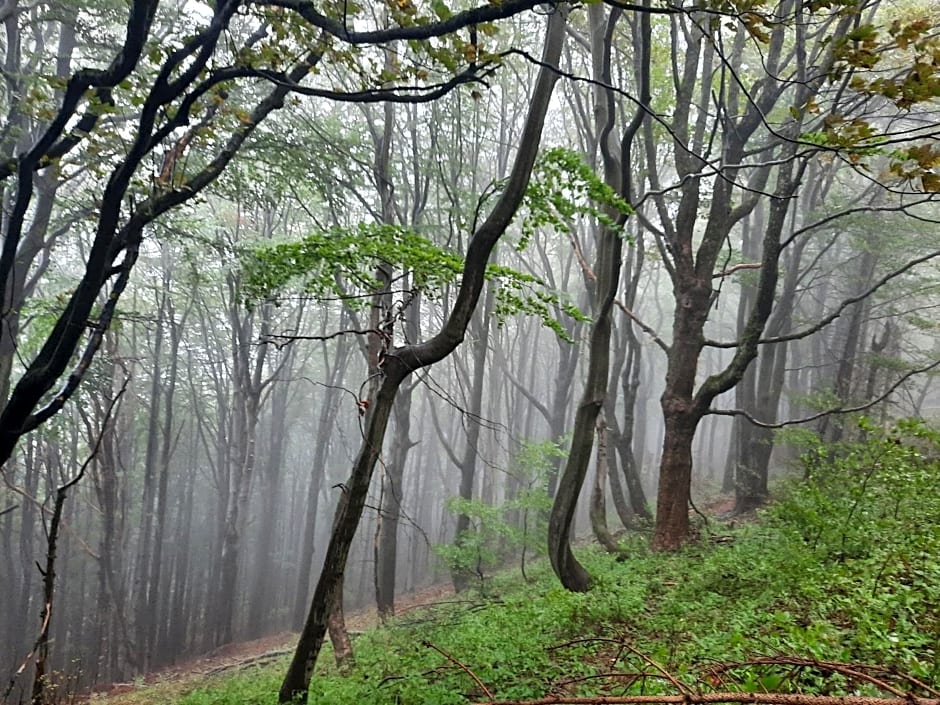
[280,10,567,701]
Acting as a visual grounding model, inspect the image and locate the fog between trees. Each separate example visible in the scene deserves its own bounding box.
[1,0,939,702]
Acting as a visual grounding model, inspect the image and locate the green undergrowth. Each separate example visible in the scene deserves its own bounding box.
[143,421,940,704]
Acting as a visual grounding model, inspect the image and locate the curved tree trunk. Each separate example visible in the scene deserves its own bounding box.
[280,12,567,701]
[547,1,648,592]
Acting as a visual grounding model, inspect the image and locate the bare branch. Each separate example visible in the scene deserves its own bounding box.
[713,262,762,278]
[707,358,940,428]
[263,0,546,44]
[613,299,669,354]
[706,249,940,349]
[423,640,494,701]
[260,328,381,347]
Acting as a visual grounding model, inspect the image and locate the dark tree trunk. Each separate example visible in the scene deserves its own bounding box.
[375,390,411,617]
[452,286,493,593]
[375,286,420,617]
[821,246,878,443]
[548,1,647,591]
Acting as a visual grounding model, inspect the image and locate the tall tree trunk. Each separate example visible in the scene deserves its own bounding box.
[375,279,421,617]
[216,285,269,645]
[452,285,493,593]
[589,415,620,552]
[248,351,293,636]
[133,295,165,667]
[375,388,412,617]
[821,246,878,443]
[292,333,351,629]
[548,2,647,591]
[146,283,184,660]
[165,433,196,659]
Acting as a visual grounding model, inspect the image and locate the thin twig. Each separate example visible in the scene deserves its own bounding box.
[620,643,693,696]
[471,693,940,705]
[706,657,921,699]
[423,640,494,701]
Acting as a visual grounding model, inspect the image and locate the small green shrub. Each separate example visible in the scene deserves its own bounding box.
[436,439,560,589]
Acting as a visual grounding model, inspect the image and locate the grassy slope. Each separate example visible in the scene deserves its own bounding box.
[104,423,940,704]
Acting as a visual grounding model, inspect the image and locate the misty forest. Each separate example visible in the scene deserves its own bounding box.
[1,0,939,703]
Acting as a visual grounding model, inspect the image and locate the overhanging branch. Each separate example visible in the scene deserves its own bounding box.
[707,358,940,428]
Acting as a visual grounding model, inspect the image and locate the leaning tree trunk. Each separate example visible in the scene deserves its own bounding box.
[279,10,567,701]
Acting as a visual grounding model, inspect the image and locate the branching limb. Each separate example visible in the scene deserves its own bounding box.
[707,358,940,428]
[713,262,762,278]
[705,249,940,349]
[613,299,669,354]
[260,328,382,347]
[423,640,494,701]
[264,0,547,44]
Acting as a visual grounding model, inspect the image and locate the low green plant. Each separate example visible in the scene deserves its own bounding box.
[436,439,561,589]
[111,420,940,704]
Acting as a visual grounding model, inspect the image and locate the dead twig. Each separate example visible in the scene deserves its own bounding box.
[620,642,693,696]
[549,637,694,696]
[471,693,940,705]
[423,640,494,701]
[203,649,292,677]
[704,657,928,699]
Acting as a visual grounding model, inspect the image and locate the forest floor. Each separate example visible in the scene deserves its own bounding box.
[87,582,456,703]
[84,429,940,704]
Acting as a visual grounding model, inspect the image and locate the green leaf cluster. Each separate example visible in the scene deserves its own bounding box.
[436,439,562,588]
[519,147,633,250]
[242,223,464,306]
[242,222,588,337]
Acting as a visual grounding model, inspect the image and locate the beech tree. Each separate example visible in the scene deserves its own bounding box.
[278,8,569,700]
[548,0,649,591]
[636,0,940,549]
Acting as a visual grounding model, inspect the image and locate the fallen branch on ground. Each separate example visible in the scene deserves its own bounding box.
[203,649,292,677]
[471,694,940,705]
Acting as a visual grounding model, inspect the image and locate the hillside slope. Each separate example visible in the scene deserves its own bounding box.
[93,425,940,705]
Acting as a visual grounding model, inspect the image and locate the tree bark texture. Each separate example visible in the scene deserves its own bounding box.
[589,416,620,553]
